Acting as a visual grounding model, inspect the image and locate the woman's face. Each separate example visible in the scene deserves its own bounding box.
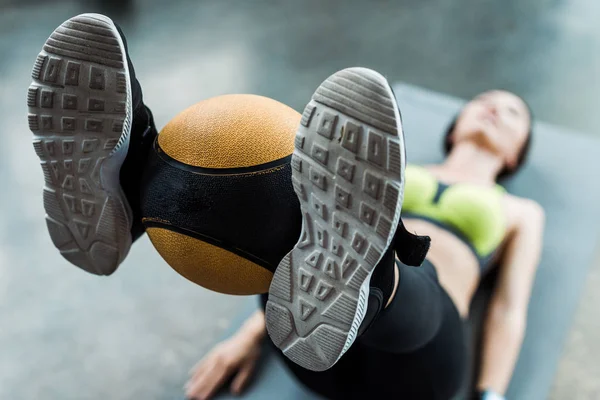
[450,90,531,170]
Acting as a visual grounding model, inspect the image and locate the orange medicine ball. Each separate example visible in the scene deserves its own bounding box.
[140,94,303,295]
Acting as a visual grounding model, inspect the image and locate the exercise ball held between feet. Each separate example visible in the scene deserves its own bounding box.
[141,94,302,295]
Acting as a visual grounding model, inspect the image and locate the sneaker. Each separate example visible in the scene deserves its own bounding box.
[27,13,156,275]
[265,67,414,371]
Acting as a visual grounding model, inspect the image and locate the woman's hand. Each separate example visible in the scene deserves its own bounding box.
[185,311,266,400]
[185,334,261,400]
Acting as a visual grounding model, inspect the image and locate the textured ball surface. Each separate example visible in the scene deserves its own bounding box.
[142,94,302,295]
[158,94,298,169]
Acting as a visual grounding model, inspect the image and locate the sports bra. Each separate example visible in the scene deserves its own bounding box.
[402,165,507,272]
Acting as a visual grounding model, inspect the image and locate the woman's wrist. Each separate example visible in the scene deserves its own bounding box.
[236,310,267,346]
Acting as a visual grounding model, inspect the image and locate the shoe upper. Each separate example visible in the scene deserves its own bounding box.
[115,23,158,242]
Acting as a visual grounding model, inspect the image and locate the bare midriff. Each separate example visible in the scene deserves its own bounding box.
[404,218,481,317]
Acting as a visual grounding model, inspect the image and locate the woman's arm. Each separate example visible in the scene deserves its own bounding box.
[186,310,266,400]
[238,309,268,342]
[476,197,545,395]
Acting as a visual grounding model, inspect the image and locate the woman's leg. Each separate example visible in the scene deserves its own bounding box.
[260,259,468,400]
[353,258,468,399]
[360,259,448,353]
[361,262,468,400]
[265,67,410,372]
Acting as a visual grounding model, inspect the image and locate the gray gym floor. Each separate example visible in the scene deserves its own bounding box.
[0,0,598,398]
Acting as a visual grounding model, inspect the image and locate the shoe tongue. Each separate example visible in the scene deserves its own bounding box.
[394,219,430,266]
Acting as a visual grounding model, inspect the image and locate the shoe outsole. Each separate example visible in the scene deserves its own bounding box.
[27,13,133,275]
[265,67,406,371]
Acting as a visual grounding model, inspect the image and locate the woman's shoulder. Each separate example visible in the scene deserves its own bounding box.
[502,193,545,225]
[502,192,542,209]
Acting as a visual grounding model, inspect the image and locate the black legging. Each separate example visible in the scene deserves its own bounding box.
[260,260,468,400]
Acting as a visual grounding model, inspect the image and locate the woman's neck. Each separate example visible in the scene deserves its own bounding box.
[436,142,504,185]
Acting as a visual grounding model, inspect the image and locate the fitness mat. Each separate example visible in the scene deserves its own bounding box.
[212,83,600,400]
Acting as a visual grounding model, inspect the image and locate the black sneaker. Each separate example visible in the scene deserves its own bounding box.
[27,13,157,275]
[265,67,425,371]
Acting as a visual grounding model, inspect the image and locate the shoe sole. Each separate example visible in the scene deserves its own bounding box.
[27,13,133,275]
[265,67,406,371]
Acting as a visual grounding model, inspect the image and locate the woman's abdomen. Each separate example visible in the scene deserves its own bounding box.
[404,218,481,317]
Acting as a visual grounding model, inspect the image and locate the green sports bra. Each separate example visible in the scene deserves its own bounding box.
[402,165,507,269]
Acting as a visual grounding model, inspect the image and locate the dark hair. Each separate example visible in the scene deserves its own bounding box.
[443,97,534,180]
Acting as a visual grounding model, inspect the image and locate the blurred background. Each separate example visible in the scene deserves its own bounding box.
[1,0,599,399]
